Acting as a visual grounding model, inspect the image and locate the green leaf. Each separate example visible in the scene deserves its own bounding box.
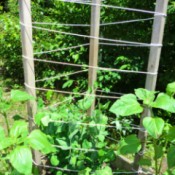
[10,120,28,138]
[152,93,175,113]
[56,139,69,149]
[139,158,152,166]
[166,82,175,96]
[118,135,141,155]
[166,126,175,143]
[135,88,155,105]
[51,155,59,166]
[78,167,91,175]
[154,145,163,159]
[143,117,164,139]
[11,90,35,102]
[109,94,143,116]
[93,166,113,175]
[0,102,11,113]
[9,146,32,175]
[0,138,13,150]
[167,146,175,169]
[27,130,55,154]
[82,139,92,149]
[62,80,74,89]
[35,112,47,126]
[41,115,50,126]
[78,95,95,111]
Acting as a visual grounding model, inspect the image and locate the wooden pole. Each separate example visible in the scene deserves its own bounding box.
[87,0,101,116]
[133,0,169,171]
[19,0,41,165]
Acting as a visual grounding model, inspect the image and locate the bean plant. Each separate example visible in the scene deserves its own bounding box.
[110,82,175,174]
[0,89,55,175]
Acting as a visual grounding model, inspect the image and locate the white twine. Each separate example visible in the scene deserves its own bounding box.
[33,160,150,174]
[39,118,145,132]
[25,82,121,99]
[57,0,166,16]
[32,17,154,27]
[20,22,162,47]
[36,69,88,82]
[44,97,73,110]
[34,43,90,55]
[23,56,158,75]
[53,145,98,152]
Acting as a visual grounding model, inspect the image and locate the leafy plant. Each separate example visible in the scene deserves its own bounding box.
[110,82,175,174]
[0,89,55,175]
[34,94,115,174]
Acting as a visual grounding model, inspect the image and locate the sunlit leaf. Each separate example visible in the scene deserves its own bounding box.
[9,146,32,175]
[167,146,175,169]
[110,94,143,116]
[118,135,141,155]
[10,120,28,138]
[27,130,55,154]
[135,88,155,105]
[143,117,164,139]
[166,82,175,96]
[11,90,35,102]
[152,93,175,113]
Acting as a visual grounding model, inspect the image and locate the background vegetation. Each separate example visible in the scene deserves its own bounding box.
[0,0,175,93]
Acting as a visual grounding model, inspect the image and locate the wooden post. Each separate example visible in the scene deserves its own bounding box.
[19,0,41,165]
[87,0,101,116]
[133,0,169,171]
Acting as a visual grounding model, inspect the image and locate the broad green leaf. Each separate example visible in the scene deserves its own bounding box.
[41,115,50,126]
[139,158,152,166]
[0,138,13,150]
[78,95,95,111]
[27,130,55,154]
[154,145,163,159]
[0,102,11,113]
[143,117,164,139]
[166,126,175,143]
[35,112,47,126]
[82,139,92,149]
[167,146,175,169]
[109,94,143,116]
[70,156,77,167]
[118,135,141,155]
[166,82,175,96]
[11,90,35,102]
[10,120,28,138]
[135,88,155,105]
[152,93,175,113]
[93,166,113,175]
[51,155,59,166]
[9,146,32,175]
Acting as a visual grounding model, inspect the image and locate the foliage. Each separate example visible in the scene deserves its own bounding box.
[110,82,175,174]
[0,0,174,93]
[0,89,55,175]
[34,95,115,174]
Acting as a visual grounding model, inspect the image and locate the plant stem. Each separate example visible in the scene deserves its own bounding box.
[153,139,158,175]
[158,141,168,173]
[3,112,10,136]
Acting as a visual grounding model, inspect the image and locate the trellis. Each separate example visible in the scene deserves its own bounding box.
[18,0,169,174]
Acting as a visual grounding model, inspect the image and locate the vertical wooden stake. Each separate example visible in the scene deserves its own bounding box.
[19,0,41,165]
[88,0,101,116]
[133,0,169,171]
